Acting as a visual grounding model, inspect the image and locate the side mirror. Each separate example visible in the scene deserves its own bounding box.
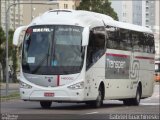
[13,26,27,46]
[82,27,90,46]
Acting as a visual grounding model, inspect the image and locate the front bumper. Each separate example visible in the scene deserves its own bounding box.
[20,87,85,102]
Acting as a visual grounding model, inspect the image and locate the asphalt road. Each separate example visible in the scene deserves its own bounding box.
[0,84,159,120]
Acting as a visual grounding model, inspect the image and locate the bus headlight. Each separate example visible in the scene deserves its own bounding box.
[20,81,32,89]
[67,81,84,89]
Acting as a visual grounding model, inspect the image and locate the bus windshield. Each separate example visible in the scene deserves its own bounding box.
[22,25,84,75]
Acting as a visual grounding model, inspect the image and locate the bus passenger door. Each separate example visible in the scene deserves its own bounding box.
[85,27,106,100]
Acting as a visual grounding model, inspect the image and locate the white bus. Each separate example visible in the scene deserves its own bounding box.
[13,10,155,108]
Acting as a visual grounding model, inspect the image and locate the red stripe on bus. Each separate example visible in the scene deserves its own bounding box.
[106,53,129,58]
[57,75,60,86]
[135,56,154,60]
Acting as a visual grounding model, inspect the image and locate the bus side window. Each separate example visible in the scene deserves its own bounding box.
[132,31,141,52]
[142,33,154,53]
[106,26,119,49]
[150,35,155,53]
[138,32,145,52]
[86,27,105,69]
[86,31,94,68]
[119,29,132,51]
[92,27,105,61]
[147,34,155,53]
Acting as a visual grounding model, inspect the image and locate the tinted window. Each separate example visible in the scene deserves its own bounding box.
[144,33,155,53]
[86,27,106,69]
[138,33,155,53]
[106,25,155,54]
[119,29,132,50]
[106,26,119,49]
[22,25,84,75]
[106,26,132,51]
[131,31,142,52]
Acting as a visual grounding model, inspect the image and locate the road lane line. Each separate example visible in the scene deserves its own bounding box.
[143,98,151,101]
[86,112,99,114]
[140,103,160,105]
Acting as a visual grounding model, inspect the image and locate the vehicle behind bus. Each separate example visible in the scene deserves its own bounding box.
[155,61,160,82]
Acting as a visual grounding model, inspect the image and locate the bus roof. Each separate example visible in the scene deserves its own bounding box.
[30,9,152,34]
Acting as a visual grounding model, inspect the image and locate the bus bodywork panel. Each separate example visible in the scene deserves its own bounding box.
[85,49,154,100]
[20,71,86,101]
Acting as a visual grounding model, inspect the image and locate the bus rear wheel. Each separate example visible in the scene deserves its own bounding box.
[40,101,52,109]
[131,85,141,105]
[123,85,141,106]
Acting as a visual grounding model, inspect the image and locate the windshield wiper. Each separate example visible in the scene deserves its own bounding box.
[31,54,50,74]
[31,42,51,74]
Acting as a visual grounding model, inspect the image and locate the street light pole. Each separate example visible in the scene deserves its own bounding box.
[5,1,59,96]
[18,0,20,27]
[31,0,33,21]
[5,3,9,96]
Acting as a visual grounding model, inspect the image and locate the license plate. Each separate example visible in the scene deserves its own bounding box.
[44,92,54,97]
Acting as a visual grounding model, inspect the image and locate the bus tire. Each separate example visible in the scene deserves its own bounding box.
[92,87,103,108]
[123,85,141,106]
[123,99,131,106]
[131,85,141,105]
[40,101,52,109]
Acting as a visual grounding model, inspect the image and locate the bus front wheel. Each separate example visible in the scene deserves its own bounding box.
[91,87,103,108]
[40,101,52,109]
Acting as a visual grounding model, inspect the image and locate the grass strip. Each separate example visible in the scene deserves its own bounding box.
[0,92,20,101]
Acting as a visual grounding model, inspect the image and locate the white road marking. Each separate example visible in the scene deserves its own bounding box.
[86,112,99,114]
[143,98,151,101]
[140,103,160,106]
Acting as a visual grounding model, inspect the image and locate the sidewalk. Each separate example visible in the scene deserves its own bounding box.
[0,83,19,96]
[0,83,19,90]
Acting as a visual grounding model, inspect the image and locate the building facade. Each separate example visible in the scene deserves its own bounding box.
[0,0,23,31]
[111,0,142,25]
[1,0,80,30]
[145,0,159,59]
[23,0,59,25]
[23,0,80,25]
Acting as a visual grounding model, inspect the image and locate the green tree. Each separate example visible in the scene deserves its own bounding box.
[76,0,118,20]
[0,27,6,82]
[8,30,18,83]
[0,28,18,83]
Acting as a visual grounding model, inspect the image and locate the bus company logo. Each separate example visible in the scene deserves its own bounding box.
[45,76,53,79]
[33,28,52,32]
[105,54,130,79]
[45,76,54,82]
[61,77,74,80]
[130,60,140,79]
[106,59,126,70]
[48,79,51,82]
